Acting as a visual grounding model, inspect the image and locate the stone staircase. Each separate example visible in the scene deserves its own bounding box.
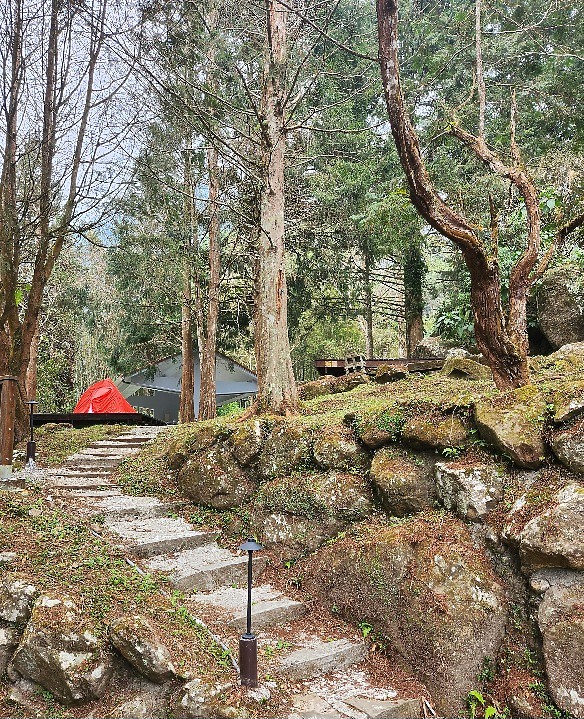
[45,426,421,719]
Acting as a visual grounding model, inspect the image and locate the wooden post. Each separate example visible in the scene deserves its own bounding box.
[0,376,18,479]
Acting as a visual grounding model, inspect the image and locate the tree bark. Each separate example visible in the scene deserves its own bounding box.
[254,0,298,415]
[197,144,220,421]
[179,153,196,424]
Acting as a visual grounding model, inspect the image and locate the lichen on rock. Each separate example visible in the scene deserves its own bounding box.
[257,422,313,480]
[435,461,503,522]
[109,614,175,683]
[10,594,112,704]
[312,426,371,473]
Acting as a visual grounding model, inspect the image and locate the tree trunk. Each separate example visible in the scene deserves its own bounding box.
[376,0,531,389]
[254,0,298,415]
[198,144,220,421]
[25,323,40,401]
[403,243,425,358]
[179,273,195,424]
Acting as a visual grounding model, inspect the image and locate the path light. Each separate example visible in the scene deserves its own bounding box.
[25,401,38,466]
[238,537,263,688]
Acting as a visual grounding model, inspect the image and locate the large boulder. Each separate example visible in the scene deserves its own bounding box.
[513,483,584,571]
[313,427,371,473]
[538,582,584,717]
[412,336,448,359]
[0,578,36,623]
[474,385,547,468]
[10,595,112,704]
[257,472,373,522]
[551,419,584,475]
[109,615,175,683]
[435,462,503,522]
[537,265,584,349]
[178,443,254,509]
[370,449,435,516]
[305,515,507,715]
[401,414,470,451]
[257,423,312,480]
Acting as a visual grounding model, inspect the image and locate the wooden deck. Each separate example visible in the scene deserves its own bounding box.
[314,357,445,377]
[33,412,165,428]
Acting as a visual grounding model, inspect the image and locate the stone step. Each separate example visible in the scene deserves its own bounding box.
[192,584,306,632]
[61,489,123,498]
[289,694,420,719]
[48,477,120,490]
[47,468,112,478]
[277,637,367,682]
[143,544,266,591]
[105,517,216,557]
[343,697,420,719]
[76,448,137,458]
[65,457,124,468]
[86,441,145,450]
[89,495,185,520]
[289,693,348,719]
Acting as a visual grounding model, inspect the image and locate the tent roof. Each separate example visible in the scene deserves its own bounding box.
[74,379,137,414]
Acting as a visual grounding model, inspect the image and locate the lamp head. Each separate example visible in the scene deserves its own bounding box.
[239,538,263,552]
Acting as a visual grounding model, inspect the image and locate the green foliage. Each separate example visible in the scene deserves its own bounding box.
[217,401,242,417]
[375,408,406,440]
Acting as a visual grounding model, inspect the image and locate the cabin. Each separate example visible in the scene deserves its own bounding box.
[116,352,257,424]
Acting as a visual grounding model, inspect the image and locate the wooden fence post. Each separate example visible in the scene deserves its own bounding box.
[0,376,18,479]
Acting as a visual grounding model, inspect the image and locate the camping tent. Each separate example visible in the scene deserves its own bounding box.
[74,379,137,414]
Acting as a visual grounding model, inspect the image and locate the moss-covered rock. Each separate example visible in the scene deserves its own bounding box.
[177,443,254,509]
[441,357,492,382]
[512,483,584,571]
[11,594,112,704]
[257,422,313,480]
[551,418,584,474]
[228,419,264,467]
[474,385,547,468]
[370,448,435,516]
[304,514,507,715]
[401,414,470,451]
[165,422,232,471]
[350,407,406,450]
[374,363,408,383]
[257,472,373,521]
[313,426,371,473]
[298,376,337,400]
[538,583,584,717]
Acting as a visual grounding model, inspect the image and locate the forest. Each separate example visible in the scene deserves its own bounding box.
[1,0,583,430]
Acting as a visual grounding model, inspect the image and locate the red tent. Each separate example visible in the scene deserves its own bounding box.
[74,379,137,414]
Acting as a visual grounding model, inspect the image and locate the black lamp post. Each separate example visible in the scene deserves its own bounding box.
[25,401,38,465]
[238,537,263,688]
